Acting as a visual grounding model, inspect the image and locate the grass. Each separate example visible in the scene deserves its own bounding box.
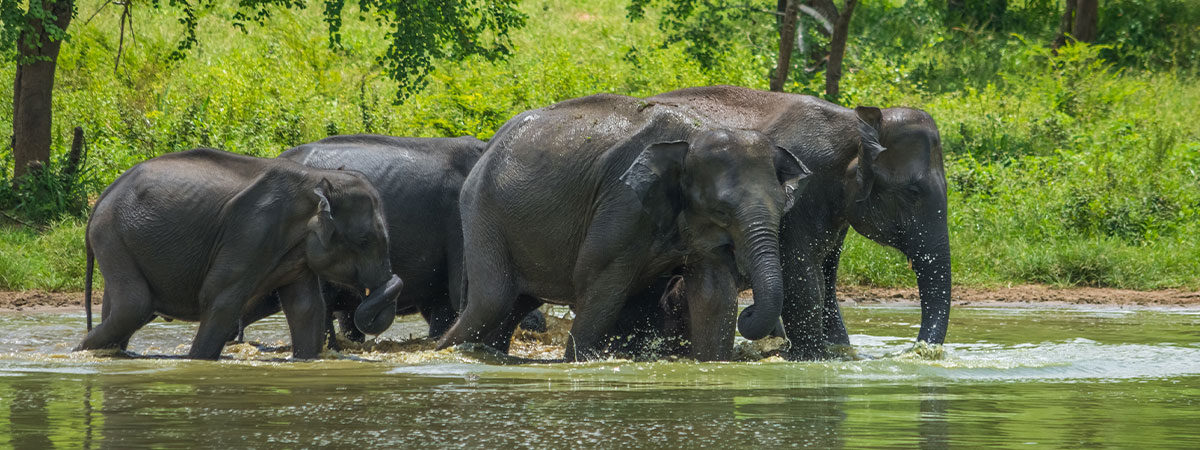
[0,0,1197,292]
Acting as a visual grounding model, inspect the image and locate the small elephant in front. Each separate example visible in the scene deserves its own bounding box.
[74,148,404,360]
[436,94,810,361]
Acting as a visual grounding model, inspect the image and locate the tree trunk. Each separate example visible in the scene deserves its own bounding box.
[1053,0,1077,49]
[12,0,74,184]
[825,0,857,100]
[1071,0,1098,43]
[1054,0,1097,48]
[770,0,802,92]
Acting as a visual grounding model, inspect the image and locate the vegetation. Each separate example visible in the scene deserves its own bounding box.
[0,0,1197,292]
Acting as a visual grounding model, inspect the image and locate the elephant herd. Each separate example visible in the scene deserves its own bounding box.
[74,85,951,362]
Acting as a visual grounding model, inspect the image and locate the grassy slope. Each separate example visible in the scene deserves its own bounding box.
[0,0,1197,291]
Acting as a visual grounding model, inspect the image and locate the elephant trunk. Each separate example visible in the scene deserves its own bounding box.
[908,221,951,344]
[735,210,786,340]
[354,274,404,335]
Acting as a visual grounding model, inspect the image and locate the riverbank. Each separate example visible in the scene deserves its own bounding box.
[5,285,1199,313]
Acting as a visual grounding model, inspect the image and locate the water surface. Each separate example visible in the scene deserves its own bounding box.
[1,306,1198,448]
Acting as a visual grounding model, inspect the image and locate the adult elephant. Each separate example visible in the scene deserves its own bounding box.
[238,135,546,344]
[649,85,950,357]
[436,94,810,361]
[75,148,404,360]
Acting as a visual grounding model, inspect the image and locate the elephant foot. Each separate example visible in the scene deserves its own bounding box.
[891,341,946,360]
[781,340,835,361]
[517,309,548,333]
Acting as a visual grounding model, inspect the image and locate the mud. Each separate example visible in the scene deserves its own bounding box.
[2,284,1199,313]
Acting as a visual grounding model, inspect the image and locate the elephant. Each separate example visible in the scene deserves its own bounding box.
[74,148,404,360]
[641,85,950,358]
[235,134,546,345]
[435,94,811,361]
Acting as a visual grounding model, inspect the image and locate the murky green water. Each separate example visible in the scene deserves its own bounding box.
[1,305,1198,448]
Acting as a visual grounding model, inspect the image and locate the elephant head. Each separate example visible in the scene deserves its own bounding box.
[304,173,404,335]
[623,129,811,341]
[843,106,951,344]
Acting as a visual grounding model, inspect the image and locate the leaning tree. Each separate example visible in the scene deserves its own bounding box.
[1,0,525,185]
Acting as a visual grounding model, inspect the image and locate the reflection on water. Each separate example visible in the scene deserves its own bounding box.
[0,306,1198,448]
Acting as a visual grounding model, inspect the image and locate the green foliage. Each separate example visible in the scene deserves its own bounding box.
[1098,0,1200,72]
[0,0,73,64]
[0,146,97,224]
[0,219,89,291]
[1,0,1199,292]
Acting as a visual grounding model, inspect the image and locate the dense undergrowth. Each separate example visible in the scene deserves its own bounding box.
[0,0,1197,291]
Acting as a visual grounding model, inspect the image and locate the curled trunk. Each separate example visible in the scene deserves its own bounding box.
[735,214,786,340]
[354,275,404,335]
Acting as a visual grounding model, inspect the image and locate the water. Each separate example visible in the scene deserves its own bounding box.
[1,305,1198,448]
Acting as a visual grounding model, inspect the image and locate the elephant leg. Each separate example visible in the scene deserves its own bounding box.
[420,297,458,340]
[189,285,258,360]
[780,249,829,360]
[325,288,366,343]
[482,295,543,354]
[437,251,519,350]
[564,265,640,362]
[822,229,851,345]
[685,260,738,362]
[231,292,284,344]
[276,273,327,359]
[75,255,156,353]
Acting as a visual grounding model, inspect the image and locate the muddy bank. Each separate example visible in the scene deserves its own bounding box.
[836,285,1200,308]
[4,285,1199,313]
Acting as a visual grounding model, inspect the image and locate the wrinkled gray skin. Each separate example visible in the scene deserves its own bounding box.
[237,135,490,342]
[436,94,810,361]
[74,148,402,360]
[639,85,950,358]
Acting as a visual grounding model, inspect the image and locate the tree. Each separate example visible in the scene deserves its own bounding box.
[3,0,74,182]
[820,0,856,99]
[1054,0,1098,48]
[2,0,526,186]
[629,0,858,99]
[769,0,800,91]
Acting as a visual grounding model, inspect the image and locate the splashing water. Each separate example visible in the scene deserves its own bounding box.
[0,305,1198,448]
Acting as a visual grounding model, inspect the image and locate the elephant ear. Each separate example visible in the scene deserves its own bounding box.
[309,178,336,246]
[620,141,689,224]
[774,145,812,212]
[854,106,888,203]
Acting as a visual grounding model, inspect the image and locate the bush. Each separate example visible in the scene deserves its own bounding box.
[0,0,1197,291]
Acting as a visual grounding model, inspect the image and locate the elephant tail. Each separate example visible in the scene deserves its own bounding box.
[85,237,94,331]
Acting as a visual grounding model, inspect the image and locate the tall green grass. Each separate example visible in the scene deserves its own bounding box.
[0,0,1197,291]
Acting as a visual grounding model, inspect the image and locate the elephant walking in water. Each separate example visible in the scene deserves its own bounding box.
[437,94,810,361]
[75,148,403,360]
[644,86,951,358]
[238,135,546,344]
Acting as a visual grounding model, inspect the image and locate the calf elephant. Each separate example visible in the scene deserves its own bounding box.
[238,135,545,343]
[436,94,810,361]
[75,148,403,360]
[648,85,951,358]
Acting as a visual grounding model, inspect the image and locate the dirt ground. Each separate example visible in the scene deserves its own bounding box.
[3,285,1199,313]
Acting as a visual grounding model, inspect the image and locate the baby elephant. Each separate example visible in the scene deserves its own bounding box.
[74,148,403,360]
